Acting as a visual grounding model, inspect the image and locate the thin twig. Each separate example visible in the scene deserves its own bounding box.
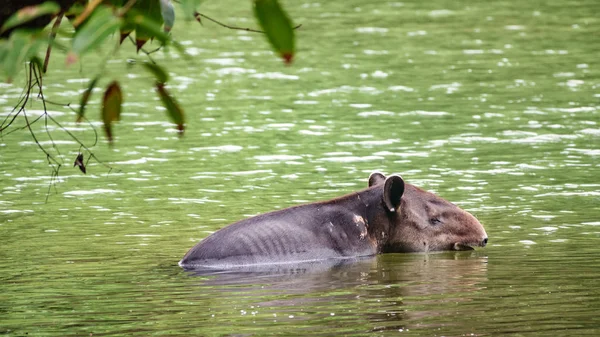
[45,113,117,171]
[1,113,45,137]
[127,35,162,57]
[44,12,64,74]
[33,63,63,161]
[195,12,302,33]
[21,65,62,175]
[1,82,36,132]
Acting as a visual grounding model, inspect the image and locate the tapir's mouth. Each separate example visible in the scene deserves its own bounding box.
[453,242,475,251]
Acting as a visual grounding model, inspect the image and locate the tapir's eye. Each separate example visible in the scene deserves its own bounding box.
[429,218,442,225]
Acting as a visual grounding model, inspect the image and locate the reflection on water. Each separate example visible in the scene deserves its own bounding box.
[186,253,488,297]
[183,253,489,334]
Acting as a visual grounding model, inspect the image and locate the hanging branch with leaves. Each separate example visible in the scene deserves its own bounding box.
[0,0,299,199]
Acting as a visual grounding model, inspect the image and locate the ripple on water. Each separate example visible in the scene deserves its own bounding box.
[355,27,389,34]
[371,70,389,78]
[190,145,243,153]
[214,67,256,76]
[399,110,450,117]
[407,30,427,37]
[168,197,219,204]
[63,189,123,196]
[308,86,381,97]
[319,155,384,163]
[556,107,595,115]
[226,169,273,176]
[114,157,169,165]
[298,129,326,136]
[1,209,34,214]
[254,155,303,162]
[19,140,76,146]
[373,151,429,158]
[203,58,243,66]
[578,128,600,136]
[349,104,372,109]
[336,139,398,147]
[563,148,600,156]
[534,226,559,232]
[363,50,389,55]
[430,82,461,94]
[429,9,454,17]
[388,85,415,92]
[250,73,299,80]
[358,110,395,117]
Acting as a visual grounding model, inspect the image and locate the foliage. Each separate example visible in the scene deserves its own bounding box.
[0,0,297,197]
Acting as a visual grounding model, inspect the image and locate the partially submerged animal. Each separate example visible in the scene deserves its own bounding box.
[179,173,488,269]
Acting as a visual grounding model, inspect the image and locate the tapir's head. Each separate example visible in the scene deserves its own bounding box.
[368,172,488,253]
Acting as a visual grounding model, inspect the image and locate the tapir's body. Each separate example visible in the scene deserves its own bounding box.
[179,173,488,269]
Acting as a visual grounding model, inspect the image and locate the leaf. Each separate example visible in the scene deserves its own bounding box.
[101,81,123,142]
[71,0,103,28]
[119,12,135,44]
[155,83,184,134]
[0,1,61,34]
[253,0,295,64]
[2,30,47,82]
[71,5,122,58]
[130,0,164,52]
[180,0,202,21]
[0,41,7,64]
[159,0,175,32]
[77,77,99,123]
[74,153,86,174]
[141,62,168,84]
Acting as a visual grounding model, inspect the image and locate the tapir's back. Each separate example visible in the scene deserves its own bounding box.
[179,199,377,269]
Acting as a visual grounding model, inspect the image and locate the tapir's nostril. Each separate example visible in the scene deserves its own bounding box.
[482,238,488,246]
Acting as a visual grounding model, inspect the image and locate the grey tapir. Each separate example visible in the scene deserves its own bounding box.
[179,173,488,269]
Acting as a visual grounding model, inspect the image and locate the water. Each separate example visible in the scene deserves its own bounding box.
[1,0,599,335]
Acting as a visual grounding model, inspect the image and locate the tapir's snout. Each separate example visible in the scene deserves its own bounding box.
[482,237,488,247]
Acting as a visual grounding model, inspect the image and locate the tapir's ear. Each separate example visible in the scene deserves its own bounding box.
[368,172,386,187]
[383,175,405,213]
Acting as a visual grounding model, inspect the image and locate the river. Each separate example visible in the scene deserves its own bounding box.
[1,0,599,336]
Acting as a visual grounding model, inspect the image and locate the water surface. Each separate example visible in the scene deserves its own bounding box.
[1,0,599,336]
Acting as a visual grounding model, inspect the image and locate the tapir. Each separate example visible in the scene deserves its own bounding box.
[179,173,488,269]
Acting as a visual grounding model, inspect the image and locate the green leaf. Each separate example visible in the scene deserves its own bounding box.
[101,81,123,142]
[129,0,164,52]
[77,77,99,123]
[0,1,61,34]
[71,5,122,57]
[2,30,46,82]
[0,40,8,65]
[119,15,135,44]
[180,0,202,21]
[155,83,184,134]
[141,62,168,84]
[253,0,295,64]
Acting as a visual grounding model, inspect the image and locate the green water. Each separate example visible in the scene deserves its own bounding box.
[1,0,599,335]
